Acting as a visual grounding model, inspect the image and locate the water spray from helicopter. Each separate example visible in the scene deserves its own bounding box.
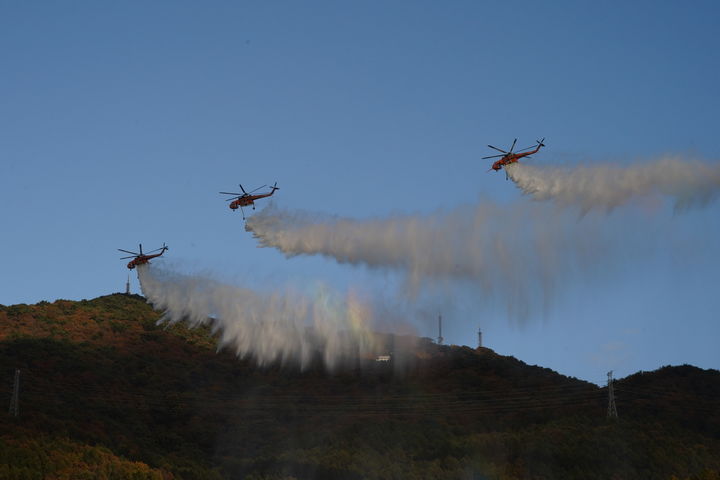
[135,263,416,370]
[245,145,720,318]
[245,200,640,320]
[505,156,720,212]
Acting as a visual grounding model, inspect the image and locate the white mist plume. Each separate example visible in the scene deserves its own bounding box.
[246,202,622,318]
[136,264,382,370]
[506,157,720,211]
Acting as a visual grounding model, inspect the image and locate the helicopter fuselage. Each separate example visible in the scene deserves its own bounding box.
[229,192,275,210]
[126,252,165,269]
[491,144,543,171]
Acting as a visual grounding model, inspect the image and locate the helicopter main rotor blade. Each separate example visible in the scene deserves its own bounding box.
[248,185,268,194]
[219,191,242,196]
[482,154,505,159]
[509,138,517,153]
[118,249,139,255]
[120,255,137,260]
[517,145,537,152]
[239,184,247,194]
[488,145,508,154]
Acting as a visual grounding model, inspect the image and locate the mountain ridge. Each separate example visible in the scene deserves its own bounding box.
[1,294,718,479]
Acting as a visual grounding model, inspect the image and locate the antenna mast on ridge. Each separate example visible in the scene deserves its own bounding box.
[437,314,444,345]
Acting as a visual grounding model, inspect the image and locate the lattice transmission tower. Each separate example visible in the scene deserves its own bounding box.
[606,370,618,420]
[8,369,20,418]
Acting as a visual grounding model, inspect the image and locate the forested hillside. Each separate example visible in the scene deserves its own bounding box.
[1,294,718,480]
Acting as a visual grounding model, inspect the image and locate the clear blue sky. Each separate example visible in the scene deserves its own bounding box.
[2,1,719,384]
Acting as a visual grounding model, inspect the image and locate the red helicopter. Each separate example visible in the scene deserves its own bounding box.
[483,138,545,179]
[118,243,168,270]
[220,182,279,219]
